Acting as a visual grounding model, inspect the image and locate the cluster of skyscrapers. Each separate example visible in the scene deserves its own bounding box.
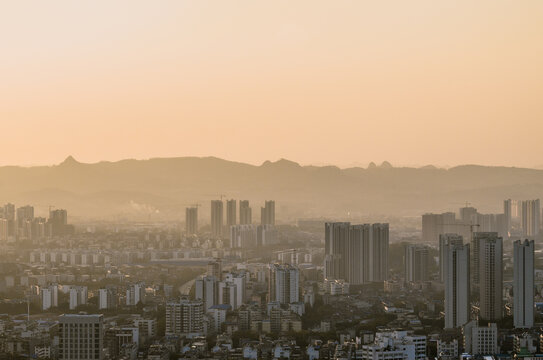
[185,200,277,247]
[441,232,534,329]
[324,222,389,285]
[0,203,72,242]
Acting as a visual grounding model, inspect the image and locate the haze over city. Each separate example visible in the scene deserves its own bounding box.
[1,2,543,360]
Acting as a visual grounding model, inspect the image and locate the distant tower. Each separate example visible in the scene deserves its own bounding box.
[459,206,478,224]
[226,199,237,228]
[268,263,300,304]
[514,239,534,328]
[185,207,198,235]
[195,275,218,313]
[48,209,68,236]
[444,243,470,329]
[477,232,503,322]
[324,222,389,284]
[211,200,224,239]
[371,223,389,282]
[521,199,540,237]
[260,200,275,226]
[404,244,429,283]
[439,234,463,282]
[239,200,252,225]
[504,199,512,234]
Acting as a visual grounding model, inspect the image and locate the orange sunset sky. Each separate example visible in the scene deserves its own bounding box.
[1,1,542,168]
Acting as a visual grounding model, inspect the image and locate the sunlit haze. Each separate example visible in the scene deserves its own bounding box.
[2,1,543,168]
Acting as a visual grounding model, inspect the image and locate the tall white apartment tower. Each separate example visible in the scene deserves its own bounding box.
[439,234,463,282]
[195,275,218,313]
[268,263,299,304]
[514,239,534,328]
[444,243,470,328]
[521,199,540,237]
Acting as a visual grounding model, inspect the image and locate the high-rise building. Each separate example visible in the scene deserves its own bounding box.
[165,299,204,336]
[324,222,389,284]
[513,239,534,328]
[48,209,70,237]
[41,284,58,310]
[504,199,512,234]
[226,199,236,227]
[218,281,238,309]
[69,286,88,310]
[2,203,16,237]
[444,243,470,329]
[404,244,429,283]
[257,224,278,247]
[99,288,117,310]
[521,199,540,237]
[195,275,218,313]
[225,272,246,307]
[371,223,389,282]
[261,200,275,226]
[459,207,478,225]
[185,207,198,235]
[211,200,224,239]
[207,259,222,281]
[324,222,352,282]
[126,283,145,306]
[0,218,8,242]
[439,234,463,282]
[16,205,34,238]
[230,224,257,248]
[239,200,252,225]
[422,212,467,243]
[268,263,300,304]
[476,232,503,321]
[59,314,103,360]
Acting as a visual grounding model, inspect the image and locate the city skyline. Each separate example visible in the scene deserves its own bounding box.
[1,1,543,358]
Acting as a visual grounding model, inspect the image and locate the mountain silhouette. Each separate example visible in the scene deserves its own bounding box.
[0,157,541,221]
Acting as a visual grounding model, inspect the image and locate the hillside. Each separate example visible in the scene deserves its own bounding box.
[0,156,541,221]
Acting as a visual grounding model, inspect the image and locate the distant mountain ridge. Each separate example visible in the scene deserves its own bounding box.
[0,156,542,221]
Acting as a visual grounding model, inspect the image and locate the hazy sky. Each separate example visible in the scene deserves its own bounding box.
[1,1,542,168]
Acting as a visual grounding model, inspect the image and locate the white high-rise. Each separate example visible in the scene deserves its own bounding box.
[99,288,116,310]
[444,243,470,329]
[268,263,299,304]
[126,283,145,306]
[230,224,257,248]
[69,286,88,310]
[521,199,540,237]
[41,284,58,310]
[195,275,217,313]
[514,239,534,328]
[439,234,463,282]
[165,299,203,336]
